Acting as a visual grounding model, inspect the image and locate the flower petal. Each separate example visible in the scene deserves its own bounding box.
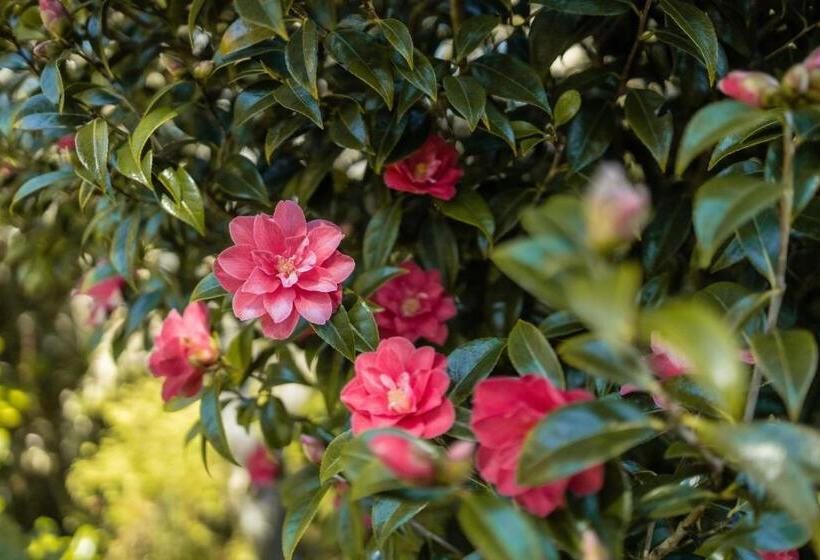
[307,225,343,263]
[229,216,256,245]
[253,214,286,253]
[273,200,307,238]
[294,291,332,324]
[216,245,255,280]
[260,311,300,340]
[263,289,295,323]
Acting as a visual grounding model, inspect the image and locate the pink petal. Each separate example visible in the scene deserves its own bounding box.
[214,260,244,292]
[318,253,355,283]
[568,465,605,496]
[307,225,343,263]
[294,291,333,324]
[253,214,286,252]
[273,200,307,238]
[260,311,300,340]
[296,269,338,292]
[263,289,295,323]
[242,268,279,295]
[229,216,256,245]
[232,290,265,320]
[216,246,255,280]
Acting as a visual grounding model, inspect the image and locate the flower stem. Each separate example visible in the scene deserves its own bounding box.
[743,111,795,422]
[616,0,654,98]
[645,506,705,560]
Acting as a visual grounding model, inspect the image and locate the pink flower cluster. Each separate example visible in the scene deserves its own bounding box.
[215,201,354,339]
[471,375,604,517]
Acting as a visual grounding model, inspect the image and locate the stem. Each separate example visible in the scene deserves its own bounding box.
[410,520,463,557]
[645,506,705,560]
[616,0,653,98]
[450,0,464,33]
[743,112,795,422]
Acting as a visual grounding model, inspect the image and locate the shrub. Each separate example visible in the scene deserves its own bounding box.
[2,0,820,558]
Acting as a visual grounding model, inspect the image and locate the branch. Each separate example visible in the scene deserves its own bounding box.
[616,0,654,98]
[645,506,706,560]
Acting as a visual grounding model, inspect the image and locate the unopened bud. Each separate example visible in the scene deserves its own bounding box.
[33,41,60,60]
[580,529,609,560]
[718,71,779,108]
[56,133,76,152]
[39,0,70,38]
[300,435,325,465]
[584,163,650,251]
[438,440,475,484]
[193,60,214,80]
[368,434,435,484]
[781,64,810,96]
[0,164,16,184]
[159,52,186,78]
[804,47,820,71]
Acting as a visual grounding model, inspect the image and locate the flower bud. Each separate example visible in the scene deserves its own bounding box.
[368,434,435,484]
[804,47,820,71]
[717,71,779,107]
[583,163,650,250]
[186,339,219,368]
[33,41,61,60]
[580,529,609,560]
[56,133,76,152]
[193,60,214,80]
[0,164,16,185]
[39,0,70,38]
[781,64,810,96]
[159,52,186,78]
[300,435,325,465]
[438,440,475,484]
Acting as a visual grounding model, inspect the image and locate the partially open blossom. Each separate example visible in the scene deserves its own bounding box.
[757,550,799,560]
[340,337,455,438]
[74,273,124,326]
[39,0,70,37]
[148,302,217,401]
[372,263,456,345]
[300,435,325,465]
[56,133,76,152]
[471,375,604,517]
[383,135,463,201]
[584,163,650,250]
[246,445,280,487]
[804,47,820,70]
[214,201,355,340]
[440,440,476,483]
[368,434,436,483]
[718,71,779,107]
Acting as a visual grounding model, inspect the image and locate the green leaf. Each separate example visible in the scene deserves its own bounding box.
[363,200,402,270]
[349,297,379,352]
[372,498,427,546]
[447,338,506,405]
[286,20,319,98]
[326,30,394,108]
[508,320,564,388]
[518,399,657,486]
[566,264,641,343]
[454,15,498,63]
[472,54,551,114]
[420,218,459,288]
[319,430,352,483]
[158,166,206,235]
[566,102,614,171]
[532,0,632,15]
[190,273,227,302]
[273,82,323,128]
[554,89,581,127]
[352,266,407,297]
[458,493,546,560]
[109,213,140,280]
[188,0,207,45]
[40,62,63,109]
[693,174,783,267]
[377,19,413,68]
[11,170,74,209]
[643,299,748,419]
[75,118,109,188]
[114,144,153,190]
[235,0,286,38]
[216,155,271,205]
[265,115,308,161]
[638,483,717,519]
[559,334,657,390]
[130,106,177,162]
[436,190,495,242]
[234,89,277,127]
[312,305,356,362]
[693,419,820,536]
[200,387,238,464]
[675,101,777,175]
[260,396,293,448]
[329,102,369,152]
[737,209,779,286]
[17,112,85,130]
[443,75,486,132]
[218,18,274,56]
[529,9,583,75]
[282,483,331,560]
[658,0,719,84]
[393,49,437,100]
[483,102,517,154]
[625,89,673,171]
[750,330,818,421]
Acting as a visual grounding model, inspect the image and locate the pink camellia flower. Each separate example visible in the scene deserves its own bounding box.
[340,337,455,438]
[471,375,604,517]
[583,163,650,250]
[718,71,779,107]
[214,201,355,340]
[804,47,820,70]
[757,550,799,560]
[372,262,457,345]
[147,302,218,401]
[246,445,280,487]
[39,0,70,37]
[383,135,463,201]
[75,274,125,326]
[56,133,75,152]
[368,434,436,483]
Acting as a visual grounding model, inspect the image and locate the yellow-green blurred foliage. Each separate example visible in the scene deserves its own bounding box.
[66,377,253,560]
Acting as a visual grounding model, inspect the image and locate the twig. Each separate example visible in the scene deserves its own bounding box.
[410,520,463,557]
[450,0,464,33]
[643,522,656,558]
[645,506,705,560]
[744,111,795,421]
[616,0,654,98]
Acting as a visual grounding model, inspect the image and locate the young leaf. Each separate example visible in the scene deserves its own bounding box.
[443,75,486,132]
[693,175,783,267]
[625,89,673,171]
[750,330,818,421]
[447,338,506,405]
[517,399,657,487]
[508,320,565,388]
[285,20,319,98]
[554,89,581,127]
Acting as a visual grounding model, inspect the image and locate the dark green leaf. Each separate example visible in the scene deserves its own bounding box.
[158,166,206,235]
[286,20,319,98]
[377,19,413,68]
[320,430,352,483]
[394,49,437,100]
[658,0,719,84]
[352,266,407,297]
[363,200,402,270]
[559,334,657,390]
[531,0,632,15]
[326,30,394,108]
[190,273,227,302]
[436,190,495,241]
[458,493,546,560]
[447,338,506,405]
[750,330,818,421]
[443,75,486,132]
[12,170,75,209]
[483,102,516,153]
[235,0,286,38]
[372,498,427,546]
[282,483,331,560]
[454,15,498,62]
[329,102,369,151]
[472,54,551,114]
[625,89,673,171]
[218,18,274,56]
[508,320,564,387]
[312,305,356,361]
[260,396,293,448]
[17,112,85,130]
[273,82,323,128]
[566,103,614,171]
[110,213,140,280]
[265,115,309,161]
[200,386,238,464]
[234,89,277,127]
[349,297,379,352]
[75,118,109,188]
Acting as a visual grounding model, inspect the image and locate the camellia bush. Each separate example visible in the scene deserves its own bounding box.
[2,0,820,558]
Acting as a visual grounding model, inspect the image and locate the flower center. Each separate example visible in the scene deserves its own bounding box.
[276,256,296,275]
[380,373,413,413]
[413,162,429,180]
[400,297,422,317]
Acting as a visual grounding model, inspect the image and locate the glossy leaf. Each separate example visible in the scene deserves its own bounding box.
[12,170,75,209]
[372,498,427,546]
[625,89,673,171]
[273,82,323,128]
[285,20,319,98]
[260,396,293,448]
[559,334,656,390]
[75,118,109,188]
[508,320,564,387]
[454,15,499,63]
[436,190,495,242]
[554,89,581,127]
[312,305,356,362]
[235,0,286,38]
[443,75,486,132]
[472,54,551,114]
[326,30,394,108]
[750,330,818,421]
[458,493,546,560]
[190,273,227,302]
[531,0,632,15]
[200,387,238,464]
[363,200,402,270]
[377,19,413,68]
[447,338,506,405]
[658,0,718,84]
[283,483,331,560]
